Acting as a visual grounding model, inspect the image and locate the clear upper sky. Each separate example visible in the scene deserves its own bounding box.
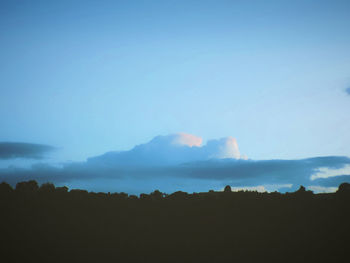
[1,0,350,162]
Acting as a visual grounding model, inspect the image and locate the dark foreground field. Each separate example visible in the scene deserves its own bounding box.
[1,181,349,263]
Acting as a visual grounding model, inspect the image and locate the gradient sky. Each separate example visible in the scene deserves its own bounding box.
[1,0,350,165]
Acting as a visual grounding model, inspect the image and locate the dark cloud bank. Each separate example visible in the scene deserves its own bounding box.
[0,142,55,159]
[1,135,350,194]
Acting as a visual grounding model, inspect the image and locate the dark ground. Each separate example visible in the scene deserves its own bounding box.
[1,181,349,263]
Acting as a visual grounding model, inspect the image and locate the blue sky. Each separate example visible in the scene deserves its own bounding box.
[1,1,350,193]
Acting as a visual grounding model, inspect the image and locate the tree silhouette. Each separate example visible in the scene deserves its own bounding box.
[224,185,232,193]
[56,186,69,193]
[0,182,13,196]
[1,180,349,263]
[15,180,38,193]
[150,190,163,200]
[39,182,55,193]
[337,182,350,193]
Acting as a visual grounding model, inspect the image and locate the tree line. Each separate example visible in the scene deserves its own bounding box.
[2,180,350,200]
[0,180,349,263]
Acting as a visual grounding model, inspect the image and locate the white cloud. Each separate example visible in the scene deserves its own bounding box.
[173,133,243,159]
[172,133,202,147]
[307,185,338,193]
[89,133,246,166]
[223,137,240,159]
[264,184,293,192]
[241,154,249,160]
[310,164,350,180]
[208,136,241,159]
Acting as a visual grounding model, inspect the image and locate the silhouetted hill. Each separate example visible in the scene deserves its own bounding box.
[0,181,349,263]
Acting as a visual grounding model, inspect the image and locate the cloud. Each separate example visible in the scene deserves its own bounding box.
[346,87,350,95]
[307,185,338,193]
[206,137,241,159]
[88,133,245,166]
[310,175,350,187]
[1,156,350,194]
[310,164,350,180]
[176,156,350,184]
[0,142,55,160]
[0,134,350,194]
[172,133,202,147]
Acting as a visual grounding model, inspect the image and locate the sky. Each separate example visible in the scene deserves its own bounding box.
[1,0,350,193]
